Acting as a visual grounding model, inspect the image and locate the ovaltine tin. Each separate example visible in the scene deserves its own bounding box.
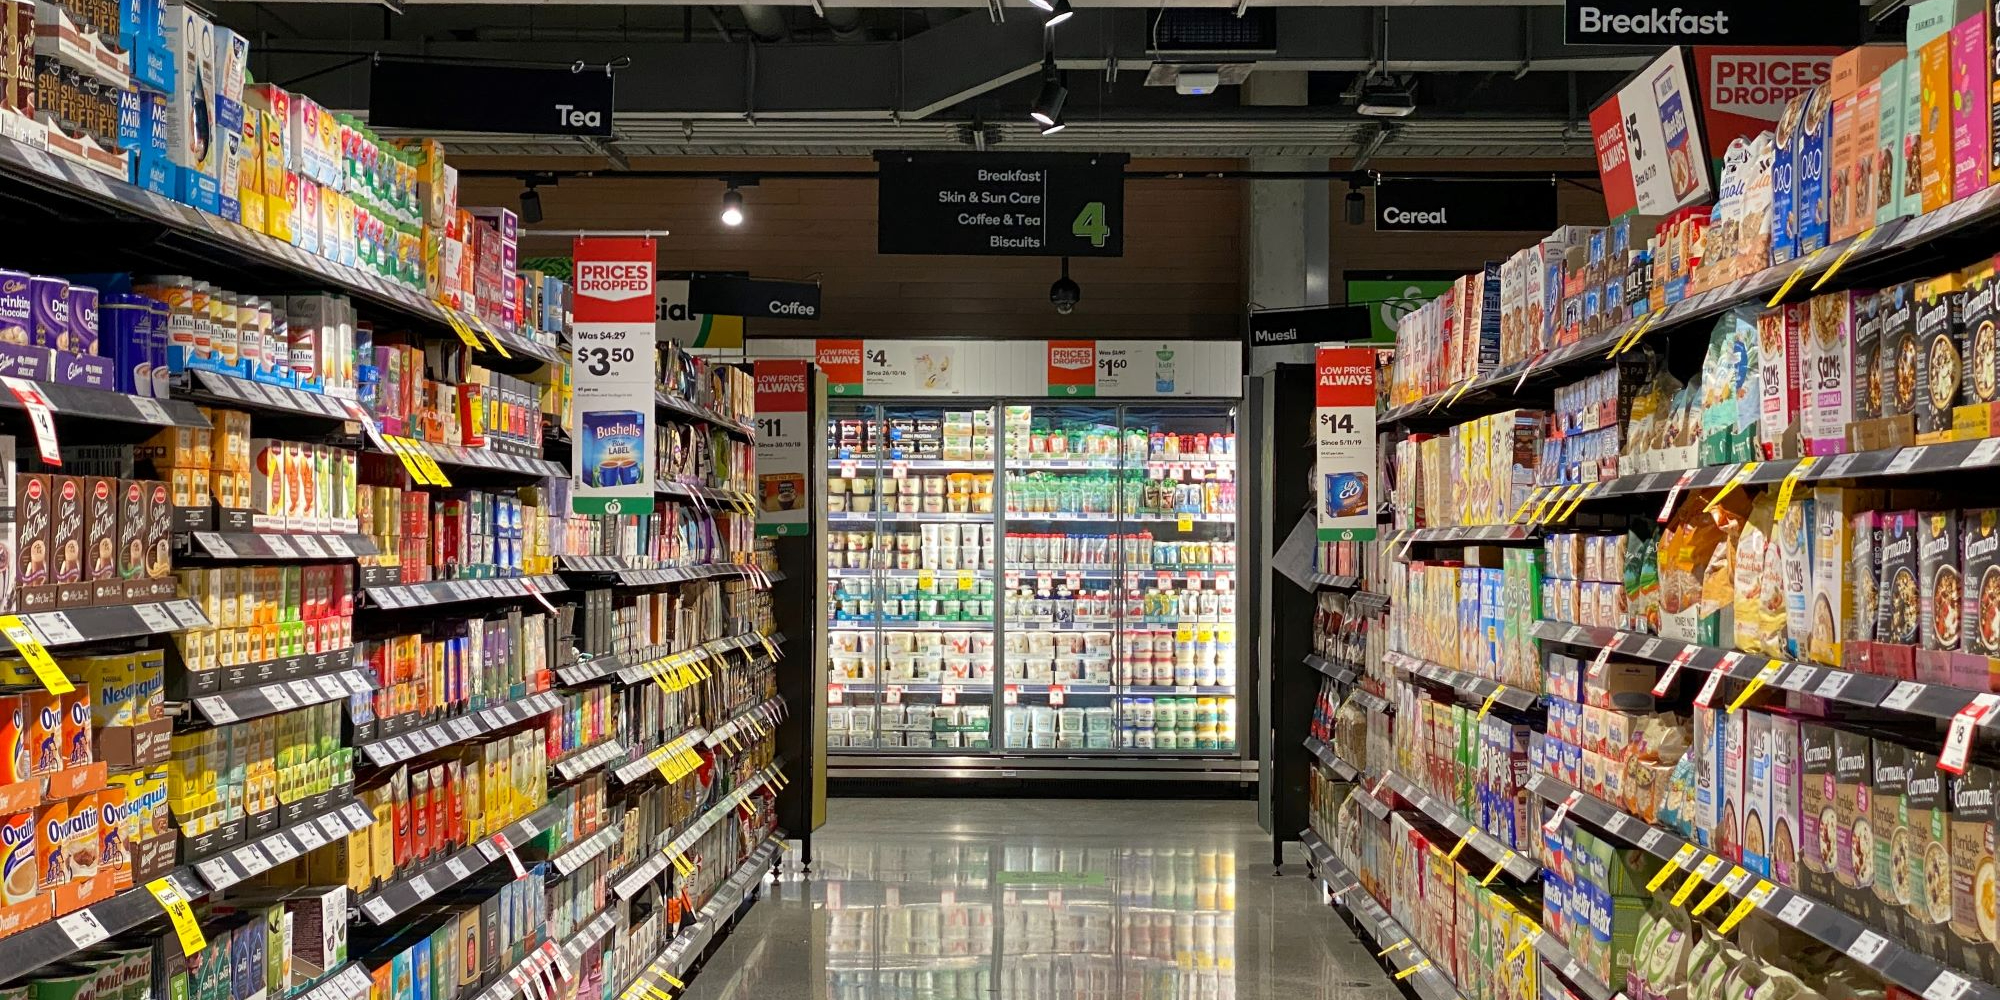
[0,809,34,904]
[29,276,68,349]
[65,285,97,355]
[0,271,29,345]
[581,410,645,487]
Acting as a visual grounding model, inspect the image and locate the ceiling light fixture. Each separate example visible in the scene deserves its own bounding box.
[518,181,543,225]
[720,185,745,226]
[1045,0,1074,26]
[1040,118,1066,136]
[1030,59,1066,127]
[1356,80,1416,118]
[1343,184,1366,225]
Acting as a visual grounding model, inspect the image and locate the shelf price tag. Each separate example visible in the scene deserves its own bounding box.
[1691,866,1746,916]
[1727,657,1782,713]
[0,615,71,693]
[1938,694,2000,774]
[1659,470,1696,523]
[148,876,209,955]
[386,437,435,486]
[1653,645,1698,697]
[2,376,60,465]
[1703,463,1758,512]
[1812,229,1875,290]
[1554,482,1600,522]
[443,310,483,349]
[1693,666,1727,709]
[1647,844,1701,892]
[1771,457,1816,523]
[1767,246,1827,307]
[1670,854,1724,907]
[1717,880,1777,933]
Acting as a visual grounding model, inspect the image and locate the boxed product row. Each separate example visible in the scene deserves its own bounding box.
[338,739,569,894]
[174,564,352,674]
[1003,472,1236,519]
[830,409,994,463]
[569,580,743,665]
[355,610,553,729]
[166,702,352,838]
[1384,550,1542,692]
[558,504,753,575]
[660,341,753,427]
[658,420,752,495]
[5,467,177,614]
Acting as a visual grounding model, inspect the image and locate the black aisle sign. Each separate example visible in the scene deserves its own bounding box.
[687,275,822,320]
[369,60,615,136]
[1563,0,1863,46]
[1247,305,1372,347]
[875,151,1128,256]
[1374,178,1559,233]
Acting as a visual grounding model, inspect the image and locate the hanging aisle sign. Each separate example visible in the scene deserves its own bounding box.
[657,277,745,350]
[1316,347,1378,542]
[874,151,1128,257]
[753,360,811,536]
[571,236,658,515]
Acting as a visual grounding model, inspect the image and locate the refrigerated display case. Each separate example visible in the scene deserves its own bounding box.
[823,400,1242,770]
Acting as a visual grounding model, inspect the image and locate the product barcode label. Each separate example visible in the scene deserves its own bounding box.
[1815,672,1852,699]
[1886,446,1928,475]
[314,676,346,700]
[264,535,298,558]
[1845,930,1888,963]
[1637,638,1662,659]
[55,907,109,949]
[1924,971,1973,1000]
[263,836,300,863]
[234,844,272,874]
[325,536,354,557]
[1881,681,1926,711]
[1776,896,1813,925]
[135,604,176,633]
[195,857,236,888]
[196,696,238,724]
[263,685,298,711]
[287,679,320,703]
[446,857,473,881]
[317,814,347,841]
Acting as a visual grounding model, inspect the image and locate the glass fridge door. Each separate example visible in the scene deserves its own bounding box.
[832,403,1001,754]
[827,402,886,749]
[998,404,1124,751]
[1114,404,1240,756]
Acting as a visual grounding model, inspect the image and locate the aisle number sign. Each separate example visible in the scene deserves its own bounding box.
[572,237,659,516]
[1316,347,1378,542]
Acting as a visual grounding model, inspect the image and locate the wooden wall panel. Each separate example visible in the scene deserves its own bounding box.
[458,156,1245,340]
[457,154,1608,341]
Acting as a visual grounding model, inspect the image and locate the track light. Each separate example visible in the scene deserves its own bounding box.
[518,182,543,225]
[1026,0,1052,9]
[1040,118,1066,135]
[1344,185,1366,225]
[1030,61,1066,127]
[720,186,744,227]
[1045,0,1074,25]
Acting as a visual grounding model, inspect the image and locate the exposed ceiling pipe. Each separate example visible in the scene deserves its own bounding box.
[821,4,867,39]
[738,4,789,41]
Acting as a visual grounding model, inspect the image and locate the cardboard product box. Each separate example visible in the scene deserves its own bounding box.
[1743,711,1774,877]
[1870,738,1912,936]
[1881,282,1921,419]
[1916,274,1966,440]
[1851,77,1886,243]
[1949,761,1996,979]
[1964,509,2000,654]
[83,475,116,604]
[1798,84,1835,256]
[1879,58,1908,227]
[1920,510,1963,651]
[1759,304,1806,454]
[1806,292,1856,454]
[1906,748,1954,961]
[159,2,216,212]
[1768,714,1802,889]
[1719,708,1746,865]
[1813,486,1885,666]
[1876,510,1921,648]
[1851,290,1885,423]
[1774,87,1806,266]
[1800,721,1839,899]
[51,475,87,608]
[1832,728,1875,920]
[1951,14,1991,201]
[1921,28,1957,213]
[1959,261,2000,408]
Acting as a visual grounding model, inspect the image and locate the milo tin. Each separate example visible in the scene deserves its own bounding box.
[29,967,99,1000]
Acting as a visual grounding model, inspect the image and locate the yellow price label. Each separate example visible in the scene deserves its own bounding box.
[1691,867,1746,915]
[1477,689,1503,718]
[1376,937,1411,957]
[637,986,673,1000]
[1771,456,1817,523]
[956,570,976,592]
[1554,482,1599,522]
[1177,514,1195,532]
[443,310,483,349]
[1450,378,1477,404]
[1610,313,1657,358]
[1446,831,1473,862]
[0,615,71,694]
[917,570,936,590]
[1530,489,1560,523]
[757,636,778,660]
[1767,247,1827,307]
[1716,881,1775,933]
[148,876,208,954]
[1508,488,1543,525]
[1670,864,1711,907]
[413,447,452,487]
[1503,927,1540,966]
[386,437,432,485]
[1393,960,1432,981]
[670,853,695,876]
[1480,853,1511,886]
[1726,660,1785,714]
[1647,844,1701,892]
[1811,228,1874,290]
[1539,484,1581,525]
[1703,463,1759,512]
[467,315,511,358]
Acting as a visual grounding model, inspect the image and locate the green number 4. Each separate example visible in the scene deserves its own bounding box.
[1071,201,1110,248]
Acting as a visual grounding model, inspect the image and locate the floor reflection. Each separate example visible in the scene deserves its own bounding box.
[679,799,1391,1000]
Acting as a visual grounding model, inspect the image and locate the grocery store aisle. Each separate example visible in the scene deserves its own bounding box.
[682,798,1400,999]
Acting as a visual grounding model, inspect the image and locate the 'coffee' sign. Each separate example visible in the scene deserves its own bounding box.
[1372,178,1559,233]
[1563,0,1864,47]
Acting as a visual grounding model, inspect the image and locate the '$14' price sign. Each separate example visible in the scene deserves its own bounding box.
[1314,347,1379,544]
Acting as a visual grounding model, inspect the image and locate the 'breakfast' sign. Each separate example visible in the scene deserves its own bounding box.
[1563,0,1865,47]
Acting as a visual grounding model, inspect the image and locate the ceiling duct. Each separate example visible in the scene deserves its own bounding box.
[1145,8,1278,54]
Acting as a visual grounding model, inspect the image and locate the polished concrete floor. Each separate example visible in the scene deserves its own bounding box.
[684,799,1402,999]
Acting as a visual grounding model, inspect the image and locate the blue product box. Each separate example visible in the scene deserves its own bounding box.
[1797,84,1833,256]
